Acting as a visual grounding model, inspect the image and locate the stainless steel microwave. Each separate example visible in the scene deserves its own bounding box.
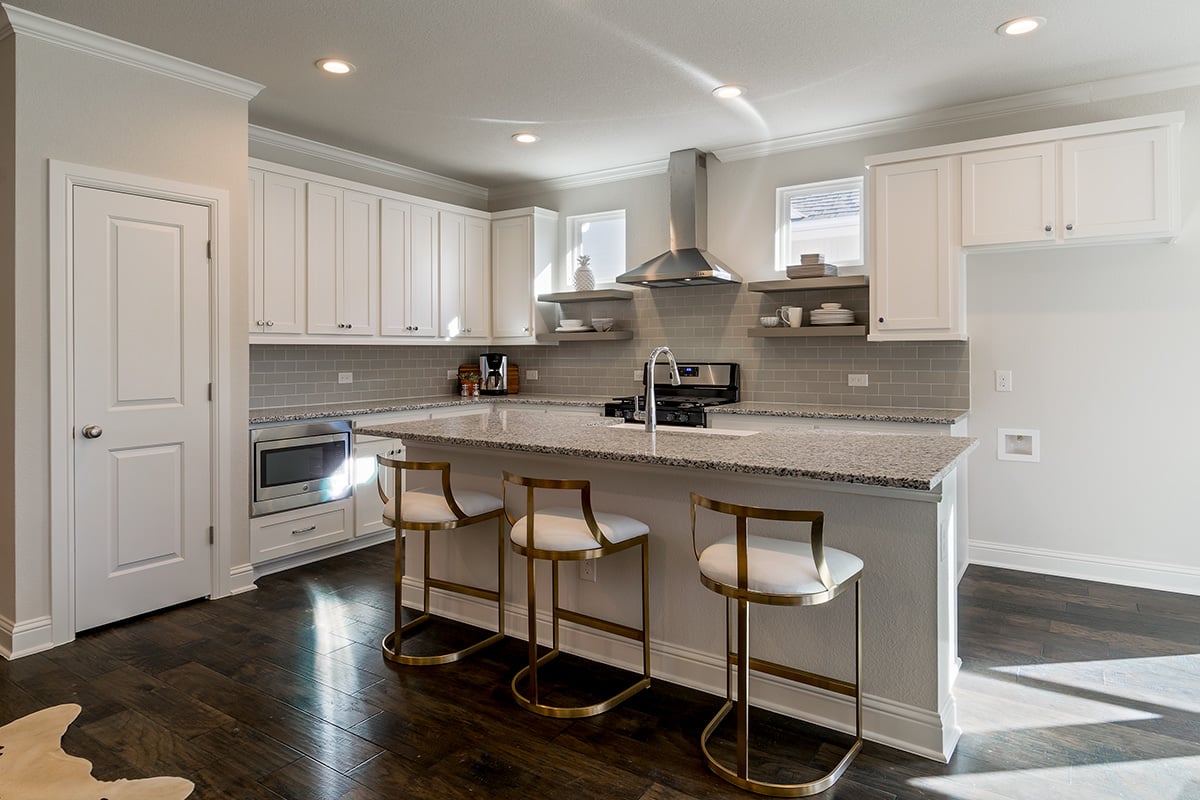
[250,420,352,517]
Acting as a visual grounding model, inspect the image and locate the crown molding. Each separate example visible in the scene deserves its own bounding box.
[489,157,668,203]
[249,124,488,201]
[0,4,263,100]
[713,63,1200,163]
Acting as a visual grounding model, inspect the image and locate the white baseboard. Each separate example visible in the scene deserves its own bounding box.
[0,614,55,660]
[970,540,1200,596]
[228,563,257,595]
[402,579,957,762]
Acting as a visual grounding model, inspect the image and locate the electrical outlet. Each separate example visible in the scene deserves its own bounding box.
[579,560,597,582]
[447,369,458,380]
[526,369,538,380]
[995,370,1013,392]
[337,372,353,384]
[633,369,642,380]
[848,373,868,387]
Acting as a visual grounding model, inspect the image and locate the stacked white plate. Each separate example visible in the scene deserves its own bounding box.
[809,305,856,326]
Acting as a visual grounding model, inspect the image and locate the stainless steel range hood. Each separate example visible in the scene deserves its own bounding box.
[616,149,741,287]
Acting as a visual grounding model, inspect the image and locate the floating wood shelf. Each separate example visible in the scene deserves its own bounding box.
[747,325,867,338]
[544,330,635,343]
[747,276,869,293]
[537,289,636,303]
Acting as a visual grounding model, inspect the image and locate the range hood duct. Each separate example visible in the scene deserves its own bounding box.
[616,149,741,287]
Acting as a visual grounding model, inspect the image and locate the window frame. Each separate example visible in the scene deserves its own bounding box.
[565,208,626,289]
[774,175,865,272]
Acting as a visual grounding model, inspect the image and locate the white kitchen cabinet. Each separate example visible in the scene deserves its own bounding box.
[868,156,965,341]
[962,125,1178,247]
[353,435,404,538]
[491,207,557,341]
[961,143,1057,246]
[250,500,352,564]
[439,211,490,340]
[380,200,439,337]
[307,182,379,336]
[248,169,306,335]
[1061,126,1176,241]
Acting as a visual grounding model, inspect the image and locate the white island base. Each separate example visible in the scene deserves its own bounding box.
[398,441,963,762]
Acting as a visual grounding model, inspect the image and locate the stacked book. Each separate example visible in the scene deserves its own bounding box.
[786,253,839,279]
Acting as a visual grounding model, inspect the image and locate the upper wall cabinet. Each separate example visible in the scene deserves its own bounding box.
[492,208,557,341]
[869,156,964,342]
[307,183,379,335]
[439,211,490,340]
[380,201,439,338]
[962,125,1178,247]
[248,169,306,334]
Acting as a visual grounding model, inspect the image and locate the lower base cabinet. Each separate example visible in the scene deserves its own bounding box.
[250,501,351,564]
[354,435,404,538]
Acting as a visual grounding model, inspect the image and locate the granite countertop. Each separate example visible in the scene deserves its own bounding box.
[711,402,967,425]
[249,394,610,424]
[359,408,976,491]
[250,395,968,427]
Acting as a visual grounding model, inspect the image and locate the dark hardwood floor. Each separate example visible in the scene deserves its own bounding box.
[2,544,1197,799]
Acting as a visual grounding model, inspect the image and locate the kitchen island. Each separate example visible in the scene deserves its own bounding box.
[360,407,976,761]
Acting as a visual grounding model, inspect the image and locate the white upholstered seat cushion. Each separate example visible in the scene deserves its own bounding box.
[387,489,502,524]
[698,534,863,595]
[510,506,649,552]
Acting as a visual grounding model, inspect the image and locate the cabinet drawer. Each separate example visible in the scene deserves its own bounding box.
[251,504,349,563]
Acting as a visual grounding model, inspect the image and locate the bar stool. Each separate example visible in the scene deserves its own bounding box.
[690,493,863,797]
[502,471,651,718]
[377,456,506,666]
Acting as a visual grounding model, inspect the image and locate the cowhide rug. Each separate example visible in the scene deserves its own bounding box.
[0,704,193,799]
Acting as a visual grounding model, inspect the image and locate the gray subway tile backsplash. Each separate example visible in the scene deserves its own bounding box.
[250,284,968,410]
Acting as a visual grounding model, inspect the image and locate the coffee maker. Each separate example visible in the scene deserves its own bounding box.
[479,353,508,395]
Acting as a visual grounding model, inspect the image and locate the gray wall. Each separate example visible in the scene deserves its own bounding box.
[4,30,251,628]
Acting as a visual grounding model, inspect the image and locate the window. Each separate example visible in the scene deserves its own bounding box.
[566,210,626,287]
[775,176,863,271]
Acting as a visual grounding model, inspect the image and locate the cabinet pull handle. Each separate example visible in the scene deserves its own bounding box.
[266,320,274,327]
[1065,223,1074,232]
[878,316,884,323]
[292,525,317,535]
[347,323,353,329]
[256,319,265,326]
[1044,224,1052,233]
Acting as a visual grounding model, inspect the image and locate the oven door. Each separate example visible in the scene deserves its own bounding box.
[251,423,352,516]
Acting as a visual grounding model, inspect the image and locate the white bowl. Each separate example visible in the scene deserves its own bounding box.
[820,303,842,310]
[559,318,583,328]
[591,317,614,331]
[759,316,781,327]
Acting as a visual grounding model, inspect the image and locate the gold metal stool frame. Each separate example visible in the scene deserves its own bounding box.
[378,457,506,666]
[502,471,651,718]
[690,493,863,797]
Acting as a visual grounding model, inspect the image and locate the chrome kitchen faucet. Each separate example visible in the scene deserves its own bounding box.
[644,345,681,432]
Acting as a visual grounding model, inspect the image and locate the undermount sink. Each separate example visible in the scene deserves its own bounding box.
[603,422,759,436]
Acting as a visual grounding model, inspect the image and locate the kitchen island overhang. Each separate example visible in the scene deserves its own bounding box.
[361,408,976,762]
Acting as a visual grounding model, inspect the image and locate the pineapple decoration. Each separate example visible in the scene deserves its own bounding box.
[573,254,595,292]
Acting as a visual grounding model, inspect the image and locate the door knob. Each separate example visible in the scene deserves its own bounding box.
[81,424,103,439]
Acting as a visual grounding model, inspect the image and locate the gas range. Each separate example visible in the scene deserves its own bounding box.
[603,362,739,428]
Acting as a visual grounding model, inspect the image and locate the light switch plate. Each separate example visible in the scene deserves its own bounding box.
[447,369,458,380]
[337,372,353,384]
[526,370,538,380]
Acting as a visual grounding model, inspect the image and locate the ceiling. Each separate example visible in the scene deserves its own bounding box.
[9,0,1200,190]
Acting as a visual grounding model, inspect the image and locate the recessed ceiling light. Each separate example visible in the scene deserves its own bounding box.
[512,132,540,144]
[712,84,745,99]
[316,58,356,75]
[996,16,1045,36]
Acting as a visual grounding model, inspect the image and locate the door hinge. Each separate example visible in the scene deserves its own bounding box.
[207,382,213,401]
[208,525,214,545]
[206,240,212,260]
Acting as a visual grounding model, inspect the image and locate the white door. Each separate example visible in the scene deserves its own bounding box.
[72,186,212,631]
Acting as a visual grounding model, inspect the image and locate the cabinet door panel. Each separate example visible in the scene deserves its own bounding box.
[961,143,1055,246]
[260,172,306,333]
[248,169,263,332]
[341,189,378,334]
[379,200,409,336]
[438,211,465,338]
[463,217,491,338]
[491,216,533,338]
[306,183,342,335]
[871,157,956,334]
[1062,128,1171,240]
[408,205,439,337]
